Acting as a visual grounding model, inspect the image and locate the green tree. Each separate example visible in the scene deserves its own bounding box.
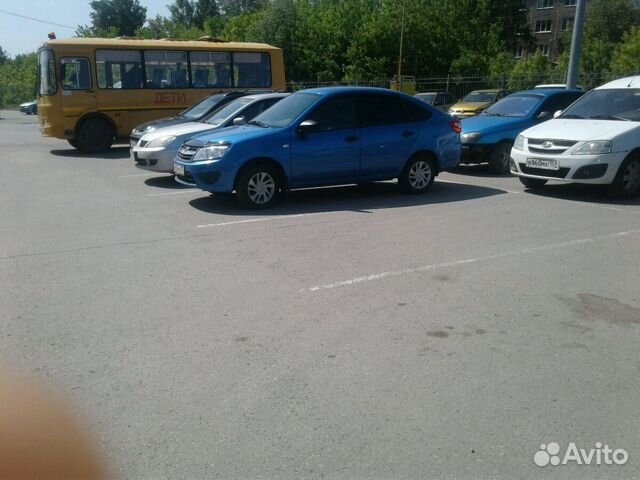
[508,50,551,90]
[0,46,8,65]
[169,0,196,28]
[0,53,37,107]
[580,0,639,76]
[76,0,147,37]
[610,27,640,75]
[218,0,266,17]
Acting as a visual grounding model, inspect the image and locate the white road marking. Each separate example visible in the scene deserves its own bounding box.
[118,173,163,178]
[197,211,334,228]
[302,228,640,292]
[146,189,200,197]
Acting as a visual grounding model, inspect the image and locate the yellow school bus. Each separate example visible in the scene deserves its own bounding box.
[37,37,286,152]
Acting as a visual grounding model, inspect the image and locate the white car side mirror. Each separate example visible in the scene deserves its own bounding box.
[553,110,563,118]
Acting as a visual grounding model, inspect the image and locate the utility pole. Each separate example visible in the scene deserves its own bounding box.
[397,1,405,90]
[566,0,587,88]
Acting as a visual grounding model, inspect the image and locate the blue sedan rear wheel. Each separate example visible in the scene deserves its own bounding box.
[400,155,435,194]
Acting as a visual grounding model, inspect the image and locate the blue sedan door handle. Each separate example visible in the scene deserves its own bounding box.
[402,130,415,137]
[345,135,358,143]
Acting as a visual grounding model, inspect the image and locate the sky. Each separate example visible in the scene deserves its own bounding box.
[0,0,171,57]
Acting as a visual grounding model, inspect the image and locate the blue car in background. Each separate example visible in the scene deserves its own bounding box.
[174,87,461,208]
[459,88,585,173]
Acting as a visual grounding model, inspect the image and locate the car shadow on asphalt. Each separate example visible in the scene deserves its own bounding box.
[49,145,130,159]
[522,183,640,206]
[144,175,192,190]
[188,180,508,216]
[453,164,513,178]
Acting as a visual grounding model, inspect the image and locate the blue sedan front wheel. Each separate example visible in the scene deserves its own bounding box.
[236,164,281,209]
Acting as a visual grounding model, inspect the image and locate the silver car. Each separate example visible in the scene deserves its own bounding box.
[131,93,289,173]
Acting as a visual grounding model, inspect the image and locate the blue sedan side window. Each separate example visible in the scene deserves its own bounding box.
[305,96,359,132]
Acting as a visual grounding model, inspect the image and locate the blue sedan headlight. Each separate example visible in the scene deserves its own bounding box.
[193,144,230,162]
[460,132,481,143]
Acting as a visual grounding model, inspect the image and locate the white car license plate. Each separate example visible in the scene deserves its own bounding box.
[174,163,185,176]
[526,158,559,170]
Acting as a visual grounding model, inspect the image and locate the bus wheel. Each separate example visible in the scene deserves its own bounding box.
[76,118,114,153]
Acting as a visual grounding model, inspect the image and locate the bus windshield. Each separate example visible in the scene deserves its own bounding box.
[38,49,56,95]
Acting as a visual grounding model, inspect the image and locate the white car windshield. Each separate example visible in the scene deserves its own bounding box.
[204,98,253,126]
[560,88,640,121]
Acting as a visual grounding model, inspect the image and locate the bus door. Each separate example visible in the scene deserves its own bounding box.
[59,57,96,118]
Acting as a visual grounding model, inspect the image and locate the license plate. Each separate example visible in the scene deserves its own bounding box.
[526,158,559,170]
[174,163,185,176]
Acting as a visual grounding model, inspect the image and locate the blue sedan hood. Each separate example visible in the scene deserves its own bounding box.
[460,114,532,135]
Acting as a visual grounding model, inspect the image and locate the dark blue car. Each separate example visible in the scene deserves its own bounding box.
[173,87,461,208]
[459,88,584,173]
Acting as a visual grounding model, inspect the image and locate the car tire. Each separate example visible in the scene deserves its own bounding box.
[608,154,640,199]
[236,164,281,209]
[519,177,548,188]
[76,118,114,153]
[399,155,436,194]
[488,142,512,174]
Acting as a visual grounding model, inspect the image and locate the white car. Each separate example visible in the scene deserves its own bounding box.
[131,93,288,173]
[511,76,640,198]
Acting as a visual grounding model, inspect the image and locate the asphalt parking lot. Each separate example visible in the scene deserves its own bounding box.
[1,109,640,479]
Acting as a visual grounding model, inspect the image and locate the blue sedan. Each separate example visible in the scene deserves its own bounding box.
[459,88,584,173]
[173,87,461,208]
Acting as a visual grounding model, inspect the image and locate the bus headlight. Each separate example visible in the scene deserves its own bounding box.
[146,135,176,148]
[193,144,229,162]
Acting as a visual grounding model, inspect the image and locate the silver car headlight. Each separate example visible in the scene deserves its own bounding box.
[513,134,525,151]
[573,141,612,155]
[193,144,230,162]
[460,132,481,143]
[146,135,176,148]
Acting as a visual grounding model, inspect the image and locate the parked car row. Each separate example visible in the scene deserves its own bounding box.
[131,87,462,208]
[128,78,640,209]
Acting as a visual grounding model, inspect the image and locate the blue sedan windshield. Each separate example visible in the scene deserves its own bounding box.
[483,94,543,117]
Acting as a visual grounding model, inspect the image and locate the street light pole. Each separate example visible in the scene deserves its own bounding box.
[397,1,405,90]
[566,0,587,89]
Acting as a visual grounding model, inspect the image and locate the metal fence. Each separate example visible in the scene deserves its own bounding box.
[287,72,622,97]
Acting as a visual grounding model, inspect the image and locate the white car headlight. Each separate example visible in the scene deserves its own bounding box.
[146,135,176,148]
[573,141,612,155]
[193,144,229,162]
[513,134,525,151]
[460,132,481,143]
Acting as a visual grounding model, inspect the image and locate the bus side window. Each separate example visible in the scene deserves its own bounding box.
[60,58,92,90]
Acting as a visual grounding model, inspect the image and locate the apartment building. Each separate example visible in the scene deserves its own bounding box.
[517,0,590,61]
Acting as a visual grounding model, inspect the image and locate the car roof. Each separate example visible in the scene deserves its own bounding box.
[596,75,640,89]
[415,91,447,95]
[469,89,503,93]
[509,88,583,97]
[232,92,290,101]
[295,86,409,97]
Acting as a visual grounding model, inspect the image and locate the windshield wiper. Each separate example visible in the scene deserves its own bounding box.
[248,120,270,128]
[560,114,583,119]
[589,114,630,121]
